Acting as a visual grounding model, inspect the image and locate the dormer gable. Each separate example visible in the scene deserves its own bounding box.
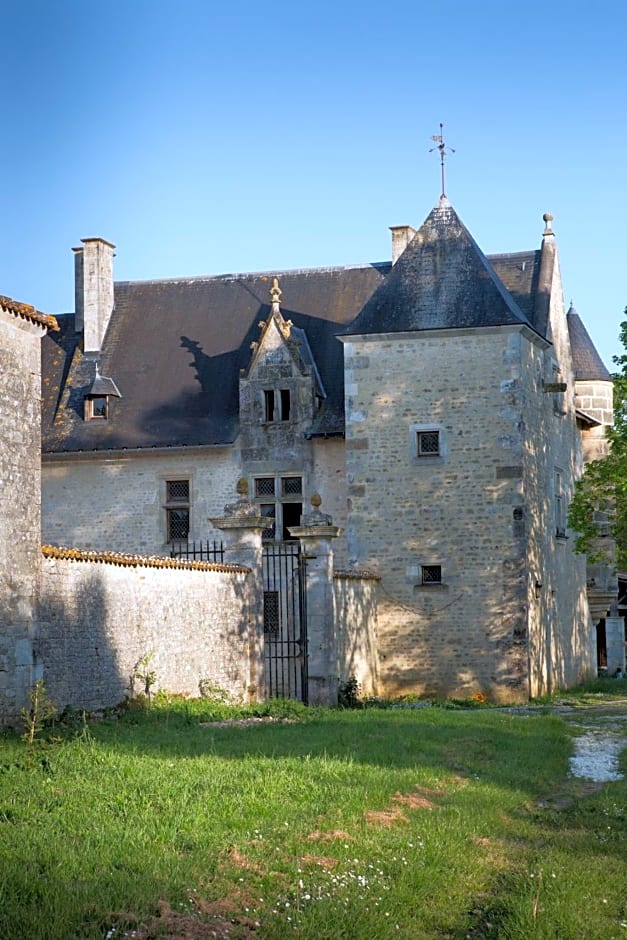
[238,279,325,444]
[241,278,310,383]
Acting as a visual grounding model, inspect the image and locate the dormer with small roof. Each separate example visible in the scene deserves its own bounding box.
[238,277,325,460]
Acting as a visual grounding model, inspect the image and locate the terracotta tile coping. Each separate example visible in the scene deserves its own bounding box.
[41,544,248,574]
[0,295,59,331]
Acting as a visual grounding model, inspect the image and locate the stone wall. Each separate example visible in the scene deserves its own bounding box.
[43,447,239,554]
[343,324,594,702]
[38,549,255,713]
[334,570,379,696]
[0,305,49,723]
[43,441,350,563]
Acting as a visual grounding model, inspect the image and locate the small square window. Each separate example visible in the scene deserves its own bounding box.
[417,430,440,457]
[85,396,108,420]
[421,565,442,584]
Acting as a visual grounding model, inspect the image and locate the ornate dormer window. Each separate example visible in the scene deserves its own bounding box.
[84,364,122,421]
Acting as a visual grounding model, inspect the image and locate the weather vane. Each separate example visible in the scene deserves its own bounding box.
[429,123,455,198]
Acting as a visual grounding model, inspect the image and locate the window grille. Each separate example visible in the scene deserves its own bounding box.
[421,565,442,584]
[263,592,280,634]
[260,503,276,540]
[255,477,275,497]
[167,508,190,541]
[281,477,302,496]
[165,479,190,542]
[417,430,440,456]
[254,476,303,541]
[167,480,190,502]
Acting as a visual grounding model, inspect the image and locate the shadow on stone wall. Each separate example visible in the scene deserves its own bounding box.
[38,569,127,714]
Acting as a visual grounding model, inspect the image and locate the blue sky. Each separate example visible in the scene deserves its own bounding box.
[2,0,626,368]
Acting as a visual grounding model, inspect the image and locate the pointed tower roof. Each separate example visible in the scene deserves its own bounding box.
[567,303,611,380]
[346,197,533,337]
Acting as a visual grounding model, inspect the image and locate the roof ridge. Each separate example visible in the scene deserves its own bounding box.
[114,261,391,288]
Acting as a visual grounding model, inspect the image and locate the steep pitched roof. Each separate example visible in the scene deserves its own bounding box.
[42,203,582,455]
[567,304,611,380]
[345,198,533,337]
[42,264,388,452]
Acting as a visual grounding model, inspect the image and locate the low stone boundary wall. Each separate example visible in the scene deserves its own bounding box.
[334,569,380,696]
[39,546,254,713]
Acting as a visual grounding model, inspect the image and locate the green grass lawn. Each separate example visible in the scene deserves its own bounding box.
[0,697,625,939]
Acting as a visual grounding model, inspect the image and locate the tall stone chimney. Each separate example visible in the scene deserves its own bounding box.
[73,237,115,354]
[389,225,416,265]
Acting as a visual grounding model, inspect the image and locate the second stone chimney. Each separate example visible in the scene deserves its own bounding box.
[73,237,115,354]
[390,225,416,265]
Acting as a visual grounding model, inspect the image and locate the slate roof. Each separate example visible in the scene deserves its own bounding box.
[567,304,612,381]
[42,265,389,452]
[41,199,603,454]
[345,198,534,337]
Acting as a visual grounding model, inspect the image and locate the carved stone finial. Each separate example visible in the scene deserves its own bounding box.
[300,491,332,526]
[542,212,554,236]
[270,277,282,306]
[219,476,260,520]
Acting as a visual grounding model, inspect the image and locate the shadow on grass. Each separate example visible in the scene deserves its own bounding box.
[78,705,574,798]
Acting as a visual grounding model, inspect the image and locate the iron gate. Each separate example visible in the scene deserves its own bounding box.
[263,542,308,703]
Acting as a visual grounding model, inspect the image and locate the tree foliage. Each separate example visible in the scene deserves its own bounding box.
[569,315,627,568]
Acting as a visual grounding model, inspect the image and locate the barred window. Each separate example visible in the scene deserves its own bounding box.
[281,477,302,496]
[417,430,440,457]
[167,480,190,502]
[255,477,275,498]
[263,592,280,634]
[421,565,442,585]
[254,475,302,541]
[260,503,276,541]
[165,479,190,542]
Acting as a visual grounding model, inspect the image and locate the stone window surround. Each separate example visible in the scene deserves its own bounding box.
[252,474,303,541]
[408,422,447,465]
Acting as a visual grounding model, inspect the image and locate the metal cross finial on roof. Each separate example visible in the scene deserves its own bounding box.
[429,123,455,198]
